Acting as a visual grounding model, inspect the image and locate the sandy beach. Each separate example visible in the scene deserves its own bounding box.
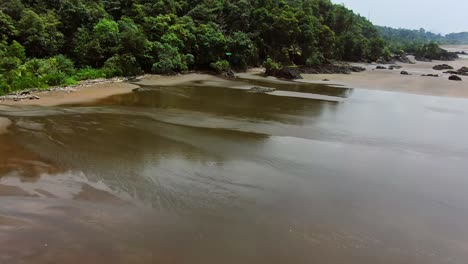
[297,55,468,98]
[1,47,468,107]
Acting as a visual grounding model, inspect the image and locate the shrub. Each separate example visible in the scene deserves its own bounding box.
[104,54,142,77]
[74,67,107,80]
[209,60,230,73]
[53,55,76,75]
[151,42,188,74]
[263,58,282,71]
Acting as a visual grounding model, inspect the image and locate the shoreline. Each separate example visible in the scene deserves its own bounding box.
[1,54,468,107]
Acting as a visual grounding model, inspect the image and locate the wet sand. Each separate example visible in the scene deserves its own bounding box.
[298,53,468,98]
[0,74,230,107]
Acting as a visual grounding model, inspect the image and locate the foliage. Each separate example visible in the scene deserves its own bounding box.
[263,58,282,71]
[1,0,435,94]
[209,60,230,73]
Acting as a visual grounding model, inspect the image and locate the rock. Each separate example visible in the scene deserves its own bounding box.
[376,66,387,70]
[322,79,330,81]
[220,69,236,78]
[266,67,302,80]
[389,65,402,70]
[247,86,276,93]
[415,57,432,62]
[29,96,40,100]
[20,91,31,96]
[416,50,458,61]
[393,55,415,64]
[400,71,410,75]
[376,57,396,64]
[421,74,439,77]
[433,64,454,70]
[449,75,462,81]
[350,66,366,72]
[443,67,468,76]
[299,63,365,75]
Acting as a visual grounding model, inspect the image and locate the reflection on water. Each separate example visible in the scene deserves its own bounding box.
[1,78,468,263]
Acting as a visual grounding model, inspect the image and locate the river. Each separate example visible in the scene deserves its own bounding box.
[1,75,468,263]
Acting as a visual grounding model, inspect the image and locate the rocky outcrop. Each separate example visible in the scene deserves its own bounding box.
[421,74,439,77]
[459,67,468,74]
[376,57,396,64]
[393,55,415,64]
[220,69,236,78]
[400,71,410,75]
[389,65,402,70]
[449,75,462,81]
[433,64,454,70]
[416,52,458,62]
[376,66,387,70]
[415,57,432,62]
[266,67,302,80]
[299,64,366,75]
[443,67,468,76]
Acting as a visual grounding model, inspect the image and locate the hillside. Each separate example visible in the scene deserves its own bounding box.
[0,0,388,94]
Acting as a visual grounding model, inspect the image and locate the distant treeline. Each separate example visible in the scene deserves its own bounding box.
[377,26,468,54]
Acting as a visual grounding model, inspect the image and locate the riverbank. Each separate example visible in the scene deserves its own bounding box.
[0,74,235,107]
[1,54,468,106]
[294,54,468,98]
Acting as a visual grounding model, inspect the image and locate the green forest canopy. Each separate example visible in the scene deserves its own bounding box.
[0,0,462,94]
[0,0,391,94]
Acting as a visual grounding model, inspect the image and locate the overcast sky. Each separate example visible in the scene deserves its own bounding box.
[332,0,468,34]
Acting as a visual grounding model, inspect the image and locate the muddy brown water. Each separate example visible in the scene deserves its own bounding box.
[1,77,468,263]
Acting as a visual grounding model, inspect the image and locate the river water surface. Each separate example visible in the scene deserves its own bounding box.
[1,76,468,263]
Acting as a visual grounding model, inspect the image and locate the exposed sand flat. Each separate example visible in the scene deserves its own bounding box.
[134,73,224,86]
[0,82,139,107]
[299,56,468,98]
[268,90,345,102]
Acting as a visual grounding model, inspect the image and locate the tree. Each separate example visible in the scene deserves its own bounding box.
[17,9,64,57]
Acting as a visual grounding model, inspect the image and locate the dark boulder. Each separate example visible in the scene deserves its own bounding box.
[220,69,236,78]
[376,57,396,64]
[400,71,410,75]
[449,75,462,81]
[350,66,366,72]
[376,66,387,70]
[444,70,459,74]
[393,55,415,64]
[433,64,454,70]
[322,79,330,81]
[458,67,468,73]
[421,74,439,77]
[415,57,432,62]
[389,65,402,70]
[266,67,302,80]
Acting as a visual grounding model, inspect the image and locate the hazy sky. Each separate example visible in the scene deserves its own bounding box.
[332,0,468,34]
